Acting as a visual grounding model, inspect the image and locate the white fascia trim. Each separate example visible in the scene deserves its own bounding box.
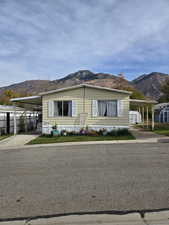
[11,96,41,102]
[130,99,157,104]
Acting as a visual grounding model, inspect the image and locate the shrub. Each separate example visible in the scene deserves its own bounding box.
[154,123,169,130]
[98,128,107,136]
[60,129,67,136]
[107,130,117,136]
[67,131,77,136]
[52,123,58,130]
[86,129,99,136]
[47,128,130,137]
[108,128,129,136]
[116,128,130,136]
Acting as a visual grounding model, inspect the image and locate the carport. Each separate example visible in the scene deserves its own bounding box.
[0,105,24,135]
[130,99,157,130]
[11,96,42,134]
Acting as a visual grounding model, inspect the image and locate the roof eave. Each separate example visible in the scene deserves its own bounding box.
[10,95,41,102]
[130,99,157,104]
[39,84,131,96]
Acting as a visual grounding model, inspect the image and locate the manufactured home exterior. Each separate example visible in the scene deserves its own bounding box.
[154,103,169,123]
[40,84,131,134]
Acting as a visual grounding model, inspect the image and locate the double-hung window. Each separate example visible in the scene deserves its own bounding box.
[98,100,117,117]
[54,101,72,117]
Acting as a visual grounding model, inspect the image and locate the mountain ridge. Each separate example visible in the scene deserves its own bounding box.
[0,70,169,101]
[132,72,169,100]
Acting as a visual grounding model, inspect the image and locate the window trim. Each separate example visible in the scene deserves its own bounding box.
[53,100,72,117]
[97,99,118,118]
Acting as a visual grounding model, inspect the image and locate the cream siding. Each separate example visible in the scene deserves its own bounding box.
[42,86,130,127]
[84,87,129,126]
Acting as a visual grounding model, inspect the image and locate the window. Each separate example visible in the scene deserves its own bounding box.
[54,101,72,117]
[98,100,117,117]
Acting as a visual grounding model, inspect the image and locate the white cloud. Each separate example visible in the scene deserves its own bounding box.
[0,0,169,85]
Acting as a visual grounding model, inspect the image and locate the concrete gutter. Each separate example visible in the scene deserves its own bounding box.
[0,211,168,224]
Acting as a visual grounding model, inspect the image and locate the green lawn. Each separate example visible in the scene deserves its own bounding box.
[135,123,169,136]
[0,135,11,141]
[28,134,135,145]
[154,130,169,136]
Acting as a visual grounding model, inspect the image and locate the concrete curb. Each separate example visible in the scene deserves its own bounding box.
[0,137,169,151]
[0,211,168,224]
[0,138,160,150]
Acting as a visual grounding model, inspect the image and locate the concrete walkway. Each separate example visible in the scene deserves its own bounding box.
[0,211,168,224]
[0,135,38,148]
[130,127,167,140]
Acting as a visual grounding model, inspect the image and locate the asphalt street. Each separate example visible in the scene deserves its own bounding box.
[0,143,169,219]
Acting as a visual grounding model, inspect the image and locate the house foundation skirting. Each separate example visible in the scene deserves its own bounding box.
[42,125,129,134]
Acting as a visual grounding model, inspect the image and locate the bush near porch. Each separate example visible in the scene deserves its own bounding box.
[28,128,135,145]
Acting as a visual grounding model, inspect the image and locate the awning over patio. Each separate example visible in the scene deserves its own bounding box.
[11,96,42,111]
[130,99,157,130]
[130,99,157,105]
[0,105,24,113]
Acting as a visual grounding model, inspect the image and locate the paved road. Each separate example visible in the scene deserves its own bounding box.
[0,143,169,219]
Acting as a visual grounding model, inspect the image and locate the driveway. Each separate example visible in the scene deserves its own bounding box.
[0,134,38,148]
[130,128,166,140]
[0,143,168,220]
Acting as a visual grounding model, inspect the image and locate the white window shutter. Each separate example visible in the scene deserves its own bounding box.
[117,100,124,117]
[92,100,98,117]
[72,100,77,117]
[48,100,54,117]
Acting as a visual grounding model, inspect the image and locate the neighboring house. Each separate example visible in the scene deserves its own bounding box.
[39,84,131,134]
[154,103,169,123]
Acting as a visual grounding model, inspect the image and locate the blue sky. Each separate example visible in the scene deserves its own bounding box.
[0,0,169,87]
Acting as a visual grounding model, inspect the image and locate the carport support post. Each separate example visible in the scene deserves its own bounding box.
[14,105,17,135]
[146,106,149,129]
[151,105,155,130]
[142,106,145,125]
[138,107,141,114]
[24,111,28,133]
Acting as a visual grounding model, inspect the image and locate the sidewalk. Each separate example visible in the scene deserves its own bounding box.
[0,211,169,224]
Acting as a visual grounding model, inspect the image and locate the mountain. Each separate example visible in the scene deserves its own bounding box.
[132,72,169,100]
[1,70,168,101]
[59,70,114,81]
[0,80,56,96]
[0,70,132,96]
